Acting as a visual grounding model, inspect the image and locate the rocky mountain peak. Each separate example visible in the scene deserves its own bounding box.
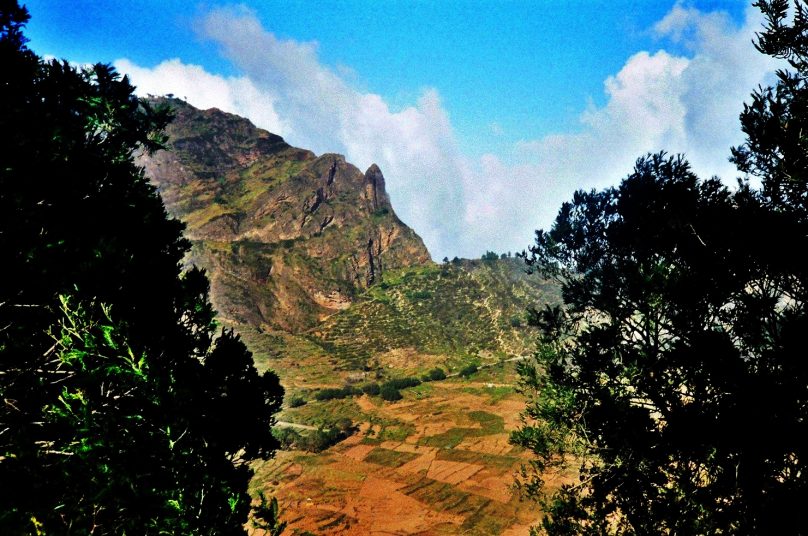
[138,97,431,332]
[363,164,390,213]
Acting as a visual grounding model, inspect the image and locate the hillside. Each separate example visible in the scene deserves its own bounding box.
[312,258,558,368]
[139,97,431,333]
[137,98,560,534]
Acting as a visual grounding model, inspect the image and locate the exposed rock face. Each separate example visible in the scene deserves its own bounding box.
[139,98,431,332]
[363,164,390,213]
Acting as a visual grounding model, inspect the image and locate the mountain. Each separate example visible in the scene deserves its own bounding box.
[137,98,562,534]
[139,97,430,333]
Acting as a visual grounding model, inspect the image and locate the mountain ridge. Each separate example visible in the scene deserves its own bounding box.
[139,97,431,332]
[136,96,559,534]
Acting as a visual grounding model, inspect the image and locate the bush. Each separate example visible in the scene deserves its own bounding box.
[361,383,381,395]
[299,429,338,452]
[459,364,478,377]
[272,427,302,450]
[380,384,403,402]
[427,367,447,381]
[314,385,360,401]
[299,423,353,453]
[384,377,421,390]
[287,396,307,408]
[334,418,354,433]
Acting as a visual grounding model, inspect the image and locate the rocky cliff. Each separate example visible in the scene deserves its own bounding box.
[139,98,431,332]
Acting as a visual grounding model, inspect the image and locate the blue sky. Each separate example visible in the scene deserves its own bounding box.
[23,1,776,259]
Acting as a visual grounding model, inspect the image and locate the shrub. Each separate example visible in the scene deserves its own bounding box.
[427,367,447,381]
[459,364,478,377]
[384,377,421,390]
[314,385,360,401]
[380,384,403,402]
[299,423,353,453]
[334,418,354,433]
[288,396,307,408]
[272,427,302,450]
[361,383,381,395]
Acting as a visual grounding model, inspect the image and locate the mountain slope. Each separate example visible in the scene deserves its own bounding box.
[139,98,431,332]
[311,258,559,369]
[136,97,561,534]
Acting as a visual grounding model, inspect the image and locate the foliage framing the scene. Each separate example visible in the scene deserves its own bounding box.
[512,1,808,534]
[0,2,283,534]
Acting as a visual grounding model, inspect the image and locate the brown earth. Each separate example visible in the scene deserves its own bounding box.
[250,369,568,535]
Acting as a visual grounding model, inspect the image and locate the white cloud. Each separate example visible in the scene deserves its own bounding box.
[480,3,781,255]
[118,5,467,260]
[115,57,286,135]
[115,3,780,260]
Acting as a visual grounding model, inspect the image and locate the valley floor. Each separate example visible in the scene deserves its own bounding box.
[249,360,576,535]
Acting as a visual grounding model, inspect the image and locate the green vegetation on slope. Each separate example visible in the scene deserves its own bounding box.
[312,258,559,369]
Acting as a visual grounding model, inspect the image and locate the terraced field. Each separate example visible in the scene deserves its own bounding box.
[230,258,566,534]
[249,362,576,535]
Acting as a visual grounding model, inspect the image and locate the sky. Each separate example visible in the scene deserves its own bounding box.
[23,1,781,260]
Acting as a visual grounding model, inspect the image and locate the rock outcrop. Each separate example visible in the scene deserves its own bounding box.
[139,98,431,332]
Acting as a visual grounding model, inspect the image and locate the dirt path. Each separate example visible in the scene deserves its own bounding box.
[444,354,529,379]
[275,420,318,431]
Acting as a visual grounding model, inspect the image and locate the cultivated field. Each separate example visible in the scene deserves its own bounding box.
[249,359,576,535]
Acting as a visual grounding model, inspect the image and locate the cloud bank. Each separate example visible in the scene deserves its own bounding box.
[116,3,779,260]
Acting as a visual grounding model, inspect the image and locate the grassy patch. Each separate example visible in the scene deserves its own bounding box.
[418,427,478,449]
[417,411,504,449]
[313,260,560,362]
[468,410,505,434]
[401,478,489,516]
[286,398,367,428]
[461,385,517,403]
[364,448,420,468]
[363,421,416,444]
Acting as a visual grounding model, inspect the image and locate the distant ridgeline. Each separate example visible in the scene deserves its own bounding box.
[139,97,556,364]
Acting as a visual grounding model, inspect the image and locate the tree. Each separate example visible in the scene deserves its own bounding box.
[380,384,403,402]
[512,149,808,534]
[427,367,447,381]
[0,3,283,533]
[732,0,808,219]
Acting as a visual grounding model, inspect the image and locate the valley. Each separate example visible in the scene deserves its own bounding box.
[138,98,566,535]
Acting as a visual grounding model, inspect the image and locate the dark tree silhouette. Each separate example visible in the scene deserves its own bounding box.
[512,2,808,531]
[0,2,283,533]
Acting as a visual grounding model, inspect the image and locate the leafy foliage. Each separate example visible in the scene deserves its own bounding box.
[512,6,808,532]
[361,382,381,395]
[274,424,353,453]
[383,377,422,390]
[512,7,808,528]
[514,146,808,533]
[251,492,287,536]
[427,367,447,381]
[314,385,361,401]
[380,384,404,402]
[0,3,283,533]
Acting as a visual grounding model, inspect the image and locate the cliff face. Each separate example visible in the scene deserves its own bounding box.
[139,98,431,332]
